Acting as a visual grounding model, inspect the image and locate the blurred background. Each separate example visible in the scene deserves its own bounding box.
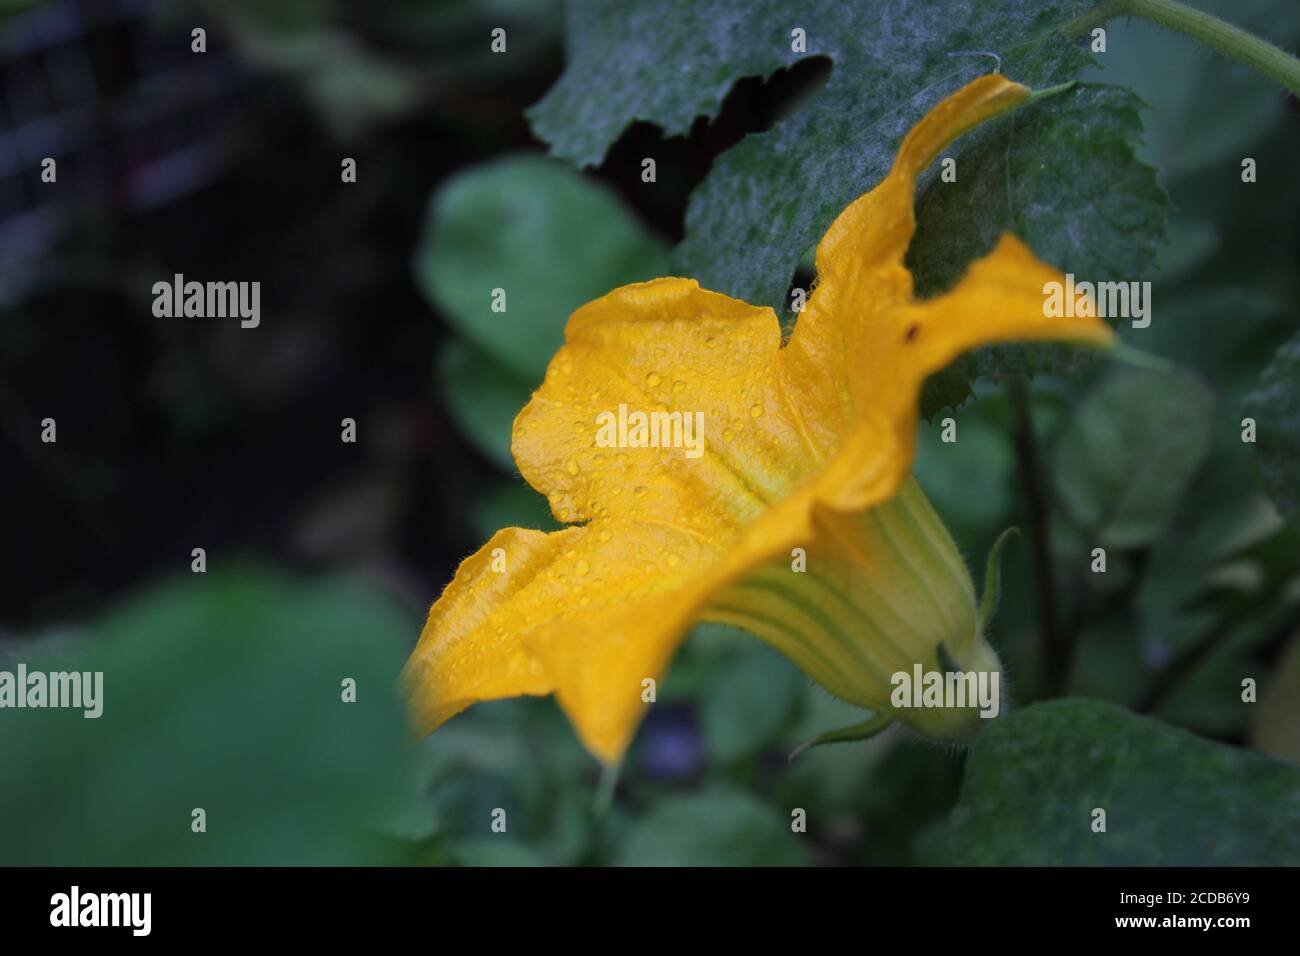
[0,0,1297,865]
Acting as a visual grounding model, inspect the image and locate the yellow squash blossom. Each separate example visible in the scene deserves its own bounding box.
[403,75,1112,764]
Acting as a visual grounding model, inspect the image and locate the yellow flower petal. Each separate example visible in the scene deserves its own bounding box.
[404,74,1115,763]
[512,277,819,525]
[787,75,1112,511]
[402,526,560,732]
[414,278,823,760]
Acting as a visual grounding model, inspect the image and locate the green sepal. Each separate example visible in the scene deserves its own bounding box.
[977,526,1020,635]
[788,711,894,763]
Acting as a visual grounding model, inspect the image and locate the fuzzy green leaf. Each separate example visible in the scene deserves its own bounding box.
[951,699,1300,865]
[529,1,1169,413]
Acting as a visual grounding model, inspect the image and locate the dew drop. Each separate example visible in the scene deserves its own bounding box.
[750,403,764,418]
[566,459,580,476]
[645,371,662,388]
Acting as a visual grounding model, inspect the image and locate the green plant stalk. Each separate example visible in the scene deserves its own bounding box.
[1008,377,1067,696]
[1074,0,1300,96]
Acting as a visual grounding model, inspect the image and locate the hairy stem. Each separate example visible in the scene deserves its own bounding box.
[1072,0,1300,96]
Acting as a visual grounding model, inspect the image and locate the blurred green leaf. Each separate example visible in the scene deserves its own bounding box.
[417,154,669,384]
[448,838,547,866]
[1051,369,1214,548]
[858,742,965,865]
[221,0,336,36]
[367,0,563,74]
[913,391,1015,541]
[1139,291,1293,393]
[1066,618,1152,709]
[616,788,809,866]
[772,690,893,816]
[1149,216,1219,286]
[0,568,422,865]
[656,622,751,702]
[699,643,803,764]
[0,0,44,19]
[1154,606,1290,736]
[951,699,1300,864]
[1242,330,1300,528]
[416,699,596,865]
[222,20,423,138]
[1115,493,1298,739]
[471,479,558,541]
[1252,631,1300,764]
[438,340,533,470]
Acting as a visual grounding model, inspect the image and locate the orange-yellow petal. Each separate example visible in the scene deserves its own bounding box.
[403,526,562,733]
[405,512,746,761]
[512,277,825,528]
[807,234,1114,512]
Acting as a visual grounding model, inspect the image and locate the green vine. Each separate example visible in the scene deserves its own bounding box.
[1073,0,1300,96]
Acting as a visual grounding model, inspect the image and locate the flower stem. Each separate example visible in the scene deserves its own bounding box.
[592,761,620,817]
[1008,378,1067,696]
[1073,0,1300,96]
